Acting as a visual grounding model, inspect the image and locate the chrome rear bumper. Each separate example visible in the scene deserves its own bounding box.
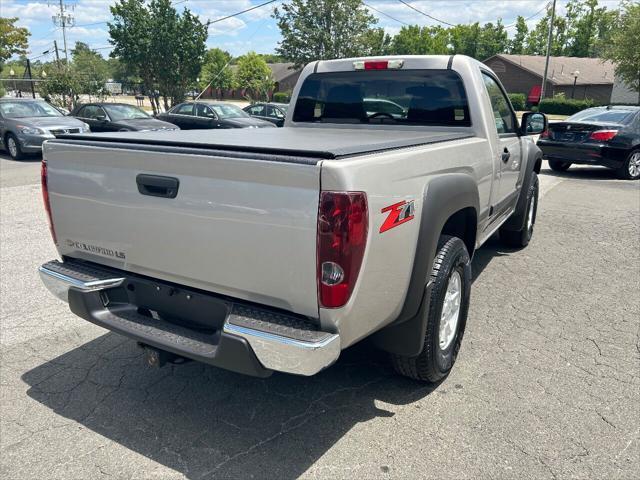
[39,260,339,376]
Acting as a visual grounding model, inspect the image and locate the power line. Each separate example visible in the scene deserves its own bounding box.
[207,0,277,26]
[396,0,456,27]
[363,2,410,26]
[504,2,550,29]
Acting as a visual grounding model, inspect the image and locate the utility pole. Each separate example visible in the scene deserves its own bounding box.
[25,59,36,98]
[53,40,61,68]
[541,0,556,101]
[51,0,75,65]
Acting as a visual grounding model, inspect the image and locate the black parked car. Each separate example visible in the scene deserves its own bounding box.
[71,103,178,132]
[243,102,288,127]
[156,101,275,130]
[537,105,640,180]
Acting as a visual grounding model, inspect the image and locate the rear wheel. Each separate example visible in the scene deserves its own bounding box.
[548,159,571,172]
[617,150,640,180]
[500,172,539,248]
[5,133,26,160]
[390,235,471,383]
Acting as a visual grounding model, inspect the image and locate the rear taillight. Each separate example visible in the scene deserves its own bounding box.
[589,130,618,142]
[41,160,57,244]
[539,129,550,139]
[317,192,368,308]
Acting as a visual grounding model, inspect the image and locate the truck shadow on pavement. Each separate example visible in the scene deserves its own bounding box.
[21,243,507,479]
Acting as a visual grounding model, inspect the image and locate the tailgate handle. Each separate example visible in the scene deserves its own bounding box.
[136,174,179,199]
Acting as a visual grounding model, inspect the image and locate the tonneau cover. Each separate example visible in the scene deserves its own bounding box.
[53,127,473,162]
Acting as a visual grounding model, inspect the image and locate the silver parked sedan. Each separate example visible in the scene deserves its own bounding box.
[0,99,90,160]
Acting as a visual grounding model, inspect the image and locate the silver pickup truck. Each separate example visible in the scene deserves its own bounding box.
[39,55,546,382]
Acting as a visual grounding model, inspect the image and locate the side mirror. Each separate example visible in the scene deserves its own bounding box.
[520,111,547,136]
[96,114,107,122]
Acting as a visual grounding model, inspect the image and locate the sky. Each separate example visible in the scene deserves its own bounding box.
[2,0,625,62]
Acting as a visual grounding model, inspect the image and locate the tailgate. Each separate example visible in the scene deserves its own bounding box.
[43,140,321,317]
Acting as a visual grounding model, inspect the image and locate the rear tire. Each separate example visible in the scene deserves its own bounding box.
[500,172,539,248]
[617,149,640,180]
[548,159,571,172]
[390,235,471,383]
[5,133,25,160]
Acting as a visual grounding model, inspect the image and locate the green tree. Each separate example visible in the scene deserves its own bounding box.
[70,42,110,98]
[38,69,81,109]
[592,7,617,57]
[0,18,30,67]
[360,27,393,56]
[509,16,528,54]
[109,0,157,110]
[477,20,508,60]
[257,53,286,63]
[602,0,640,100]
[565,0,599,57]
[234,52,274,101]
[199,48,234,97]
[273,0,378,68]
[449,23,481,58]
[109,0,207,112]
[391,25,449,55]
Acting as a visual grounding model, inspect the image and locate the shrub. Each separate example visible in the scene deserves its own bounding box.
[538,96,598,115]
[508,93,526,111]
[272,91,291,103]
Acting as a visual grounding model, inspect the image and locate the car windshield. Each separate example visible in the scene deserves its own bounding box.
[567,108,636,124]
[292,69,470,126]
[103,104,150,121]
[0,101,63,118]
[210,104,250,119]
[276,104,289,112]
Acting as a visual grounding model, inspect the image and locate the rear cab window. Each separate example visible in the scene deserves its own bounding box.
[292,70,471,127]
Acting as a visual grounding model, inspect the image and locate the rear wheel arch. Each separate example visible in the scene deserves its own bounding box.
[440,207,477,259]
[372,174,479,357]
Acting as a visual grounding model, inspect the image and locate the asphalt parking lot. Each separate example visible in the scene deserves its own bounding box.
[1,152,639,479]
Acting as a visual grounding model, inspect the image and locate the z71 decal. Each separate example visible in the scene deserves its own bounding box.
[380,200,415,233]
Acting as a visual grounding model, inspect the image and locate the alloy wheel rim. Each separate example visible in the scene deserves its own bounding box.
[439,270,462,350]
[628,152,640,177]
[8,138,17,157]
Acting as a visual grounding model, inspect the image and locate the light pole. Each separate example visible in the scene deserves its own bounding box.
[571,70,580,99]
[9,68,16,93]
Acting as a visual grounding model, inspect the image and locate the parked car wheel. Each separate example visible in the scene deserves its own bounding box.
[5,133,26,160]
[548,159,571,172]
[617,149,640,180]
[500,172,539,248]
[390,235,471,383]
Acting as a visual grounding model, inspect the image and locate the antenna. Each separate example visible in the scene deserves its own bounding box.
[50,1,75,64]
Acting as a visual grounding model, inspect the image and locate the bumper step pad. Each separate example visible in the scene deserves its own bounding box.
[39,258,340,376]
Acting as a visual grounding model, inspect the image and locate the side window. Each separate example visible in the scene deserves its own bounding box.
[267,105,284,118]
[174,103,194,115]
[81,105,104,120]
[482,73,516,135]
[248,105,265,116]
[195,104,216,118]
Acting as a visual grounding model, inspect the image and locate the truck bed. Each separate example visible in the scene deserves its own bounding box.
[55,127,473,163]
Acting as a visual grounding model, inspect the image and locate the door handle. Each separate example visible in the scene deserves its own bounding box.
[136,174,179,198]
[501,148,511,163]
